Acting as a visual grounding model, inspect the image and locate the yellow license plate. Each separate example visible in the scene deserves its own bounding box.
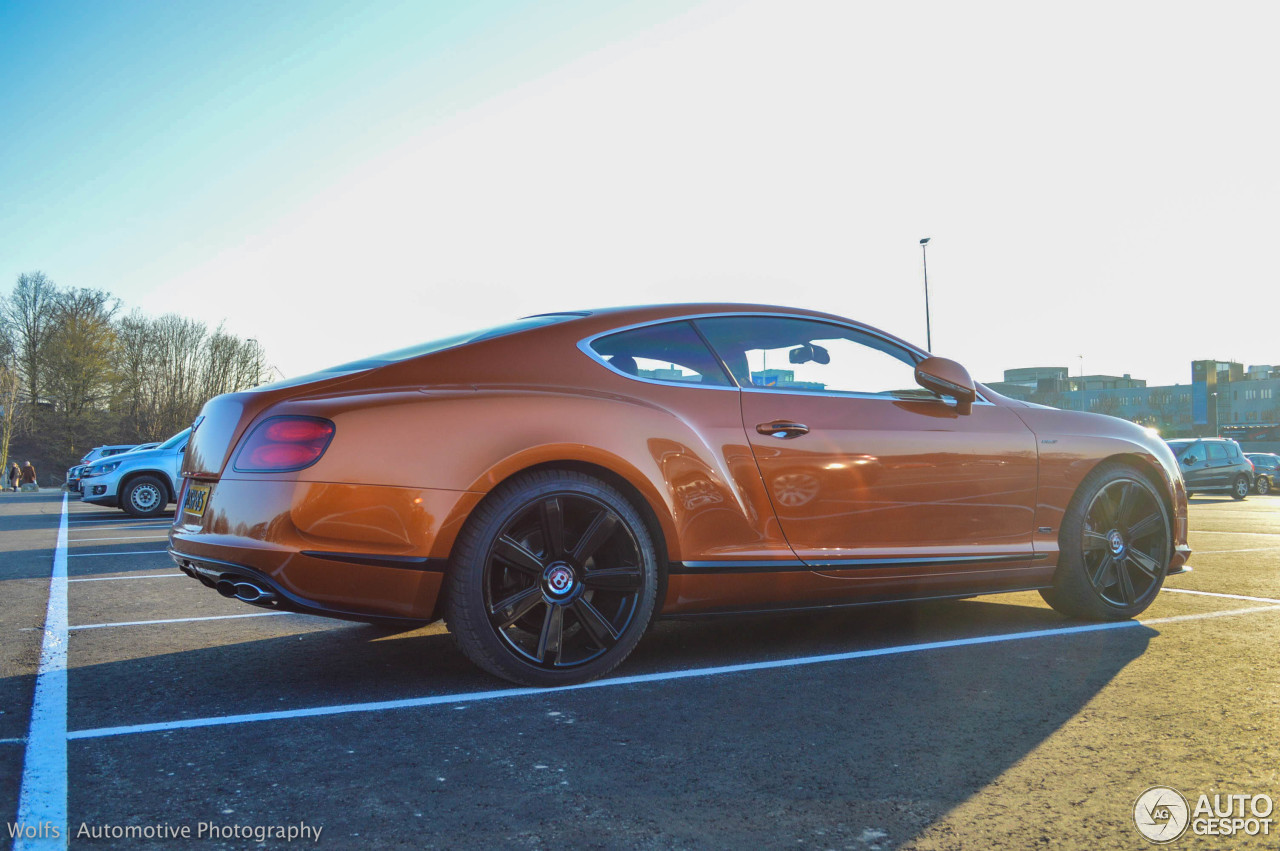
[183,483,211,517]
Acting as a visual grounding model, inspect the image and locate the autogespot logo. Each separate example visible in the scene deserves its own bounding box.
[1134,786,1190,843]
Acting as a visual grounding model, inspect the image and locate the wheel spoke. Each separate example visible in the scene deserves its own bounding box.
[583,566,642,591]
[572,598,620,647]
[495,535,545,575]
[1090,553,1115,590]
[540,497,565,558]
[1082,530,1109,551]
[1126,511,1163,541]
[535,603,564,664]
[571,510,618,565]
[1114,560,1136,604]
[1112,482,1135,526]
[1127,548,1161,580]
[490,586,543,627]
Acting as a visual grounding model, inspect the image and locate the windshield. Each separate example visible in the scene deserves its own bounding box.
[157,428,192,451]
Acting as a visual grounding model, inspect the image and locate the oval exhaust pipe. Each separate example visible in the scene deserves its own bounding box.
[232,582,276,604]
[215,579,238,598]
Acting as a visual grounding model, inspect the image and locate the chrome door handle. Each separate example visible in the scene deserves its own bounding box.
[756,421,809,439]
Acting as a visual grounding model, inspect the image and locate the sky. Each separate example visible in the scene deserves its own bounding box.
[3,0,1278,387]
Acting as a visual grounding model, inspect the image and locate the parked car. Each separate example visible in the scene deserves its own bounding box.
[1245,453,1279,495]
[1166,437,1254,499]
[170,304,1190,686]
[80,428,191,516]
[65,444,137,493]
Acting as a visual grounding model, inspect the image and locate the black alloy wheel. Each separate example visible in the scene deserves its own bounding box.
[1041,465,1171,620]
[445,470,659,686]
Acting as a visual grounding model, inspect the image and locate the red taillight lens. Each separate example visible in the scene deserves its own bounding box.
[233,416,335,473]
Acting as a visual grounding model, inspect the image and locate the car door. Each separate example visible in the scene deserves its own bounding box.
[1204,442,1231,488]
[1175,440,1211,489]
[695,315,1039,573]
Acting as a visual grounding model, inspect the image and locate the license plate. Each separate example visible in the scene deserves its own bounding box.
[183,483,211,516]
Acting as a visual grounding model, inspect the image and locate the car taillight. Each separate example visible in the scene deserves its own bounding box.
[233,416,335,473]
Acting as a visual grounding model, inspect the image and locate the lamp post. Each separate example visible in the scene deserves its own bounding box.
[919,237,932,351]
[1078,355,1085,411]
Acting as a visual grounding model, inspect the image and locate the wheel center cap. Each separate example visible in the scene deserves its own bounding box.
[544,563,576,597]
[1107,529,1126,556]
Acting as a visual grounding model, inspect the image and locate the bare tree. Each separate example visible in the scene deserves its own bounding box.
[44,288,120,420]
[1,271,59,405]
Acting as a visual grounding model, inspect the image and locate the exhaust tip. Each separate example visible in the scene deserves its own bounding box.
[215,579,237,598]
[232,581,276,604]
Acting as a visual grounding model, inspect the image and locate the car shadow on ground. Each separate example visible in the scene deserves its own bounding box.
[53,598,1155,848]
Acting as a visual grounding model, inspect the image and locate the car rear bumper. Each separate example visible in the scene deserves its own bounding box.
[1167,543,1193,576]
[169,477,482,621]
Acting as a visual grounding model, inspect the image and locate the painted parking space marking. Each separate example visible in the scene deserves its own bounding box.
[70,611,290,631]
[14,493,69,849]
[68,573,185,583]
[66,602,1280,741]
[66,534,170,542]
[1162,587,1280,605]
[1191,548,1280,555]
[67,549,168,559]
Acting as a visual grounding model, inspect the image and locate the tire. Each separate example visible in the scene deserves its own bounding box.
[1039,464,1171,621]
[444,470,661,686]
[121,475,169,517]
[1258,476,1272,496]
[1231,475,1250,500]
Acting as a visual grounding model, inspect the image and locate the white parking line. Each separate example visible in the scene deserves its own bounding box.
[0,737,27,745]
[15,493,69,849]
[68,516,170,524]
[68,549,168,559]
[68,574,185,583]
[67,535,170,542]
[1192,548,1280,555]
[1162,587,1280,605]
[1191,530,1280,537]
[66,602,1280,740]
[70,612,290,630]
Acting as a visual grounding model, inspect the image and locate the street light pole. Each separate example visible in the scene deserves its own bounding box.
[919,237,932,351]
[1078,355,1085,412]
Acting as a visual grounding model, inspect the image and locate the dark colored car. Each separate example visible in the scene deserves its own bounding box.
[1166,438,1254,499]
[1245,453,1278,495]
[170,303,1190,686]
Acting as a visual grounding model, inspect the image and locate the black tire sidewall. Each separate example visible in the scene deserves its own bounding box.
[1052,465,1172,620]
[444,470,660,686]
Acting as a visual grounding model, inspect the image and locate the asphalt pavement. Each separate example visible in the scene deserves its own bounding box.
[2,489,1278,849]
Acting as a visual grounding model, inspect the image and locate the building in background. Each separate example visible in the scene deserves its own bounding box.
[985,360,1280,451]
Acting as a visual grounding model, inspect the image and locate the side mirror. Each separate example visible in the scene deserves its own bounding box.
[1182,455,1197,465]
[915,356,977,415]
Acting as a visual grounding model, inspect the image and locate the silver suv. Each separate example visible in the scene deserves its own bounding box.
[80,428,191,516]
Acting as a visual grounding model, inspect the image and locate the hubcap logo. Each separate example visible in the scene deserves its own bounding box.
[545,564,575,596]
[1107,529,1126,556]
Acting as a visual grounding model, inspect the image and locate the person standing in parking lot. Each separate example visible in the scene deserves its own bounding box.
[6,462,18,491]
[20,460,37,491]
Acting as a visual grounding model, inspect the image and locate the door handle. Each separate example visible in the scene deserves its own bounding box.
[756,421,809,439]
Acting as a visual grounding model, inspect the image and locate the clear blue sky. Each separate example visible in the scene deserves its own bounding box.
[3,1,1278,387]
[1,0,695,308]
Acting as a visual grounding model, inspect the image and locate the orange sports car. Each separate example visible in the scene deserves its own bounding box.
[170,304,1190,686]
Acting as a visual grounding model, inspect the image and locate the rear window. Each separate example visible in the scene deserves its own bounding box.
[589,321,733,387]
[1166,441,1195,458]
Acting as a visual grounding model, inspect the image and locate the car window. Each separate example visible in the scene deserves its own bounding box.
[1207,443,1228,462]
[589,321,733,387]
[695,316,929,398]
